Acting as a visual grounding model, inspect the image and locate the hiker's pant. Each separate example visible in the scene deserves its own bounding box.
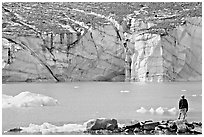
[178,108,187,120]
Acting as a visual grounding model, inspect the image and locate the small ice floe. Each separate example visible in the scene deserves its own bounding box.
[155,107,164,115]
[168,107,177,115]
[2,95,13,108]
[120,90,130,93]
[136,107,147,113]
[74,86,79,89]
[117,123,125,128]
[2,91,58,108]
[149,108,155,114]
[192,94,197,97]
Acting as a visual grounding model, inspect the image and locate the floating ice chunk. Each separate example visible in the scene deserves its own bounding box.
[149,108,155,114]
[117,123,125,128]
[19,122,86,134]
[74,86,79,89]
[59,123,86,133]
[136,107,147,113]
[2,95,13,108]
[2,94,13,100]
[168,107,177,115]
[155,107,164,115]
[2,91,58,108]
[120,90,130,93]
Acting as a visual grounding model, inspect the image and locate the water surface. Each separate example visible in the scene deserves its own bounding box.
[2,82,202,133]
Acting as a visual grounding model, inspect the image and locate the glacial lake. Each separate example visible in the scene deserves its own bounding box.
[2,82,202,134]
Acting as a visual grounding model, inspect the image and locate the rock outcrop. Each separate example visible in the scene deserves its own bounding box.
[85,118,118,131]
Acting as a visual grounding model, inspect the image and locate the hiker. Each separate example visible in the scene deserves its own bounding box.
[178,95,188,120]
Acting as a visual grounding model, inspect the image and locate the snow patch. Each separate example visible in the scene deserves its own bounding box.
[2,91,58,108]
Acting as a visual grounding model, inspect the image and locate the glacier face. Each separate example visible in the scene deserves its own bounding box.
[2,17,202,82]
[2,25,126,82]
[129,17,202,82]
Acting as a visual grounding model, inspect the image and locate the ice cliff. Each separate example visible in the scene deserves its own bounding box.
[2,25,125,82]
[129,17,202,82]
[2,17,202,82]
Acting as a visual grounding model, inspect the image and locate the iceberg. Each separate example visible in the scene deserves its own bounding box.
[2,91,58,108]
[136,107,147,113]
[168,107,177,115]
[120,90,130,93]
[155,107,164,115]
[149,108,155,114]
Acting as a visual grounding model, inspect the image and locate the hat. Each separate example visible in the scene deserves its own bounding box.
[181,95,185,98]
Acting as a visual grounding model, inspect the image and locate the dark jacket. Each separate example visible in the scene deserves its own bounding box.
[179,98,188,111]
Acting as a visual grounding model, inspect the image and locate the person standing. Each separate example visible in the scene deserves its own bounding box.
[178,95,188,120]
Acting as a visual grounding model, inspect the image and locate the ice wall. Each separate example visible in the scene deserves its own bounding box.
[2,25,125,82]
[130,17,202,82]
[2,17,202,82]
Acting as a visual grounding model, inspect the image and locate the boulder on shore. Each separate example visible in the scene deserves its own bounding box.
[86,118,118,131]
[173,119,190,133]
[143,121,160,131]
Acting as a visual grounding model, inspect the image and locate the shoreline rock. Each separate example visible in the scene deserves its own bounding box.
[5,118,202,135]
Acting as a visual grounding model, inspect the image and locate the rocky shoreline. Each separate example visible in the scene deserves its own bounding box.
[6,118,202,135]
[85,118,202,135]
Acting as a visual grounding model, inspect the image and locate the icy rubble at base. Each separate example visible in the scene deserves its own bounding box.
[5,118,124,134]
[20,122,87,134]
[2,91,58,108]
